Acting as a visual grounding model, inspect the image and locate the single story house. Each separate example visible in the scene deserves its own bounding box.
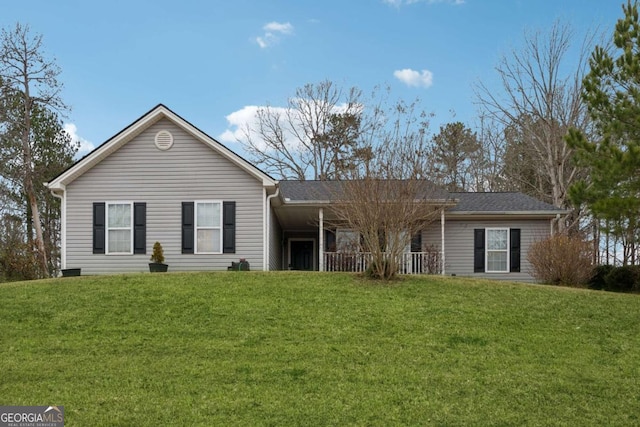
[46,105,568,281]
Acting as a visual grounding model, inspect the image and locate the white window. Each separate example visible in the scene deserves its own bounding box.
[336,228,360,252]
[106,202,133,254]
[486,228,509,272]
[196,201,222,254]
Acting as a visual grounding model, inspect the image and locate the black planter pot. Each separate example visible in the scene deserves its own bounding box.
[61,268,81,277]
[149,263,169,273]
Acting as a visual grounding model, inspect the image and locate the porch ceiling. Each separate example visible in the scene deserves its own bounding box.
[273,205,329,231]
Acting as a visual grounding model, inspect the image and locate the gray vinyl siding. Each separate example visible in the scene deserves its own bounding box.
[423,218,551,282]
[65,118,265,274]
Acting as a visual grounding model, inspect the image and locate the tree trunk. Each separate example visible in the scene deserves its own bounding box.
[22,96,48,277]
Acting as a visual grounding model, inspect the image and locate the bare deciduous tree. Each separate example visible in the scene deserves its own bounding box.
[241,80,364,180]
[475,20,597,230]
[327,99,448,280]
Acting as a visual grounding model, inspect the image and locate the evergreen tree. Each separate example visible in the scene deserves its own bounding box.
[567,0,640,264]
[429,122,481,192]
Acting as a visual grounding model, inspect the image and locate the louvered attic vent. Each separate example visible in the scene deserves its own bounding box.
[154,130,174,150]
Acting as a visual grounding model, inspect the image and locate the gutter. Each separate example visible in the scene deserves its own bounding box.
[447,210,571,216]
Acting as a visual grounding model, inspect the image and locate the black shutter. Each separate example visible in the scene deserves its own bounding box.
[223,201,236,254]
[325,229,336,252]
[93,203,105,254]
[182,202,194,254]
[133,203,146,254]
[510,228,521,272]
[474,229,485,273]
[411,232,422,253]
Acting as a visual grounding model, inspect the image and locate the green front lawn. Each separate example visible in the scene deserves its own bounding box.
[1,272,638,425]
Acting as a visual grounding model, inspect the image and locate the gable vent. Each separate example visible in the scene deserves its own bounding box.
[154,130,174,151]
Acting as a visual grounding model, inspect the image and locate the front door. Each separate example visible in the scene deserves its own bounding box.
[290,240,314,270]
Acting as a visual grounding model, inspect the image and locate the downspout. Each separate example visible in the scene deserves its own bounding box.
[50,186,66,272]
[264,187,280,271]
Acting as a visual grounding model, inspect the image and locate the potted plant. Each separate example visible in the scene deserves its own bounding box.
[149,241,168,273]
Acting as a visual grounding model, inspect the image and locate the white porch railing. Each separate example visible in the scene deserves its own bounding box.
[324,252,442,275]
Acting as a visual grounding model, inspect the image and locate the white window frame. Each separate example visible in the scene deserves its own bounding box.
[195,200,223,254]
[486,227,509,273]
[105,201,133,255]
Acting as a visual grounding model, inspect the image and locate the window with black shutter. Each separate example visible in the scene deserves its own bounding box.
[183,201,236,254]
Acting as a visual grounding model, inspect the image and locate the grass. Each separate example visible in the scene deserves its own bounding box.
[1,272,639,426]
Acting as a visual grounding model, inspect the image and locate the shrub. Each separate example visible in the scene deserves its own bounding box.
[527,234,594,287]
[589,265,614,290]
[604,265,640,293]
[0,241,40,282]
[150,242,165,264]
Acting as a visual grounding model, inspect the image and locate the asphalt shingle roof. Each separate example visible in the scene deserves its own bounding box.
[278,180,564,213]
[278,180,450,202]
[449,192,562,213]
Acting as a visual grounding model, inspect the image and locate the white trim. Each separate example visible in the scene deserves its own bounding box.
[194,200,223,254]
[288,238,317,271]
[485,227,509,273]
[105,201,134,255]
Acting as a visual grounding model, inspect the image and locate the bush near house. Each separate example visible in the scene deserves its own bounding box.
[587,265,640,293]
[588,264,614,290]
[527,234,594,286]
[603,265,640,293]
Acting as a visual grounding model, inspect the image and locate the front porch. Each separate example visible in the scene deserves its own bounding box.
[273,202,446,275]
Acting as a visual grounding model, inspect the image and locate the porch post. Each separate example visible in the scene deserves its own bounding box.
[441,208,446,275]
[319,208,324,272]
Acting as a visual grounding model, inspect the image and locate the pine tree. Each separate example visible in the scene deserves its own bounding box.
[567,0,640,264]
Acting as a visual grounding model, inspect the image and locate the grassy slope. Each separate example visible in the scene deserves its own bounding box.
[1,272,639,426]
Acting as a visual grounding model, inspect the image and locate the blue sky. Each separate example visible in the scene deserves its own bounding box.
[1,0,625,157]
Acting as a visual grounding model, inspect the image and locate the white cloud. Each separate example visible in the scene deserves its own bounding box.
[220,101,359,151]
[394,68,434,88]
[255,21,294,48]
[219,105,262,144]
[64,123,95,157]
[256,37,269,49]
[220,105,294,150]
[264,22,293,34]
